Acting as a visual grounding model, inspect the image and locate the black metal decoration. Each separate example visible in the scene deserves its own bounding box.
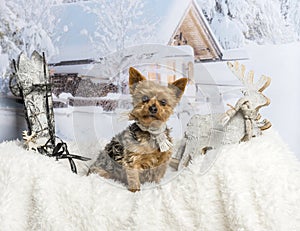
[11,51,90,173]
[12,51,55,148]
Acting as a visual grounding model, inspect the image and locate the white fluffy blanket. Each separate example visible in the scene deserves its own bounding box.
[0,129,300,231]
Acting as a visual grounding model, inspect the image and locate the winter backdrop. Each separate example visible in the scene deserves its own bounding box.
[0,0,299,158]
[1,0,300,62]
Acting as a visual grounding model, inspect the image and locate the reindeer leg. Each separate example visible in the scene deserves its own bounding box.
[241,118,252,142]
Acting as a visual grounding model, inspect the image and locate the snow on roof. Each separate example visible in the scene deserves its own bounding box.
[84,44,194,80]
[192,0,224,56]
[221,48,249,60]
[195,62,242,86]
[50,0,222,63]
[157,0,191,45]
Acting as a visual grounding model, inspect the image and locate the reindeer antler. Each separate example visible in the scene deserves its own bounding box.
[227,61,271,110]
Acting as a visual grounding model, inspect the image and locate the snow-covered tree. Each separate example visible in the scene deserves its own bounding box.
[62,0,88,2]
[0,0,62,94]
[227,0,293,44]
[82,0,157,55]
[0,46,9,95]
[285,0,300,37]
[197,0,298,49]
[0,0,62,60]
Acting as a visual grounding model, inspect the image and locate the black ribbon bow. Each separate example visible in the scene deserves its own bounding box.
[37,137,91,174]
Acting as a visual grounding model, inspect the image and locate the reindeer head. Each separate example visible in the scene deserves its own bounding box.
[227,61,271,111]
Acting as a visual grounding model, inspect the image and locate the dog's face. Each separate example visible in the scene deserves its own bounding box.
[128,67,188,128]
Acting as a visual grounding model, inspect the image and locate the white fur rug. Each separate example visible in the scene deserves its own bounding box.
[0,129,300,231]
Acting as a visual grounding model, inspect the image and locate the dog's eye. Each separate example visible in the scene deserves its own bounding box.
[142,95,149,103]
[160,99,167,106]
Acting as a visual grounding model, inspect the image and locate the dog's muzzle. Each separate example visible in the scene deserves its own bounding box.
[149,104,157,114]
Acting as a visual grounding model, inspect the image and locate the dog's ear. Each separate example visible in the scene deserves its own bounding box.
[129,67,147,93]
[169,78,188,99]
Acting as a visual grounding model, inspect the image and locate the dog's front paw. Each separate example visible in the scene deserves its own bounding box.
[128,186,140,193]
[127,180,141,192]
[126,168,140,192]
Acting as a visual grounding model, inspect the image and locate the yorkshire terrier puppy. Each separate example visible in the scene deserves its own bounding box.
[88,67,187,192]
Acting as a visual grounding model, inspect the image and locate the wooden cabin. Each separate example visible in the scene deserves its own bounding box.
[169,1,223,61]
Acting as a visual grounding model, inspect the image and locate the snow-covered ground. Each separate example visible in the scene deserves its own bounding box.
[1,128,300,230]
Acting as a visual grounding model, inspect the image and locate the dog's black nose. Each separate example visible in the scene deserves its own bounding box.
[149,104,157,114]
